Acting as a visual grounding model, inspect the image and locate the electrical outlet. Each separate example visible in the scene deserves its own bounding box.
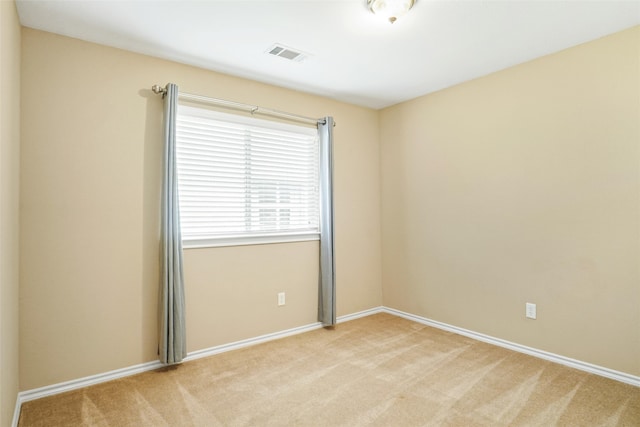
[278,292,286,306]
[526,302,537,319]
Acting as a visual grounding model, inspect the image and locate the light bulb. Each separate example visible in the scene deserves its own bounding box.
[368,0,415,24]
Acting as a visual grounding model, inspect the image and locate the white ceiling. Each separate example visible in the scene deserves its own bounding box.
[15,0,640,109]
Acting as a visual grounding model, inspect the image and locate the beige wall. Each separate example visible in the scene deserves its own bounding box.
[380,27,640,376]
[19,28,382,390]
[0,0,21,425]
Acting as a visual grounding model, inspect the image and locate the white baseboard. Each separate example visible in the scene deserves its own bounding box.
[185,306,384,363]
[337,306,384,323]
[11,398,21,427]
[12,359,165,427]
[382,307,640,388]
[184,322,323,363]
[12,307,383,427]
[12,304,637,426]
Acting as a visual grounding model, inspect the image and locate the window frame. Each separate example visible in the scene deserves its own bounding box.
[175,104,321,249]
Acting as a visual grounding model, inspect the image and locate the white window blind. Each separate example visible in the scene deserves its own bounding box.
[176,105,320,247]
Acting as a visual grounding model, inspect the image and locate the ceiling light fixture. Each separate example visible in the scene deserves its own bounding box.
[368,0,415,24]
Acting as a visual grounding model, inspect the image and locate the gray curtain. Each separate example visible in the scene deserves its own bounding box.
[318,117,336,326]
[159,83,186,364]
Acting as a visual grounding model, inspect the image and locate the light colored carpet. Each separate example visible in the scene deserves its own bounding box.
[18,313,640,426]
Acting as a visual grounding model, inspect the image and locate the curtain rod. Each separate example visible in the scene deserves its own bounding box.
[152,85,326,126]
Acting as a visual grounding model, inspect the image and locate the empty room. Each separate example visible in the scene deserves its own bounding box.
[1,0,639,426]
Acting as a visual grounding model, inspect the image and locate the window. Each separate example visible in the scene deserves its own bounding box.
[176,105,320,247]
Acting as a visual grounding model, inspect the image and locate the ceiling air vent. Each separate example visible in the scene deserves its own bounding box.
[266,44,308,62]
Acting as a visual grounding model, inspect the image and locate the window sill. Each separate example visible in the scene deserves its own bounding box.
[183,232,320,249]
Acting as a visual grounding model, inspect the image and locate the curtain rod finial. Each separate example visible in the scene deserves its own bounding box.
[152,84,167,96]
